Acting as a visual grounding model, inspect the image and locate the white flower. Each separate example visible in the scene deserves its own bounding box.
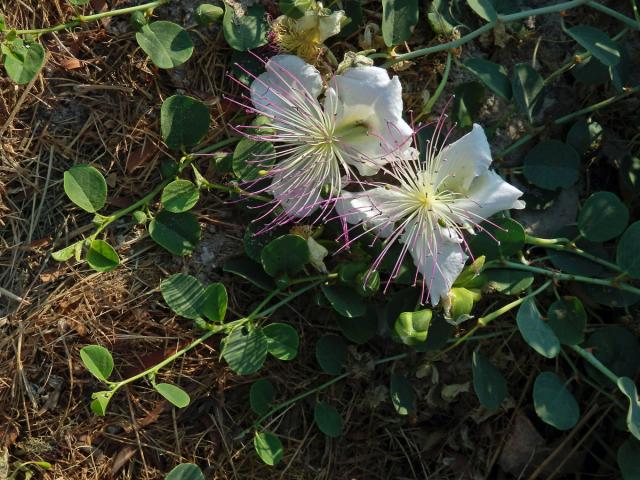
[336,124,525,305]
[235,54,412,227]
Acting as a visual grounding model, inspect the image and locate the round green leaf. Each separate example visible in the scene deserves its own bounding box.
[462,57,511,100]
[63,165,107,213]
[254,431,283,465]
[617,221,640,278]
[566,25,620,67]
[149,210,201,256]
[223,256,276,291]
[261,234,310,277]
[320,285,366,318]
[469,217,525,261]
[223,5,269,51]
[582,283,640,308]
[390,373,416,416]
[221,328,268,375]
[80,345,114,382]
[135,21,194,69]
[547,226,610,277]
[533,371,580,431]
[166,463,205,480]
[250,378,274,416]
[571,55,610,85]
[90,391,113,416]
[566,118,603,155]
[161,273,207,320]
[452,81,485,129]
[472,351,507,410]
[279,0,314,18]
[196,4,224,25]
[523,140,580,190]
[202,283,228,323]
[52,240,83,262]
[315,334,347,375]
[413,314,454,352]
[155,383,190,408]
[516,298,560,359]
[585,326,640,384]
[232,138,275,181]
[618,378,640,441]
[381,0,419,47]
[262,323,299,361]
[394,309,432,346]
[547,297,586,346]
[314,402,343,438]
[618,438,640,480]
[485,268,534,295]
[337,312,377,344]
[2,39,45,85]
[86,239,120,272]
[578,191,628,242]
[161,95,211,151]
[467,0,497,21]
[512,63,544,123]
[161,179,200,213]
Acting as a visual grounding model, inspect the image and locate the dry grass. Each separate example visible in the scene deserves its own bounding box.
[0,1,637,479]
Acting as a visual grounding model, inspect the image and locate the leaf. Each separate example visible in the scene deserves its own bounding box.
[618,438,640,479]
[2,39,45,85]
[202,283,228,323]
[279,0,314,19]
[262,323,299,361]
[533,371,580,431]
[149,210,201,256]
[511,63,544,123]
[585,326,640,384]
[516,298,560,358]
[617,221,640,279]
[135,21,194,69]
[337,313,377,344]
[195,4,225,25]
[253,431,283,466]
[161,273,208,320]
[161,179,200,213]
[221,328,268,375]
[250,378,274,416]
[566,25,620,67]
[90,391,113,416]
[232,138,275,181]
[261,234,310,278]
[161,95,211,151]
[394,309,432,346]
[63,165,107,213]
[315,334,347,375]
[314,402,343,438]
[618,377,640,440]
[546,225,610,277]
[462,58,511,99]
[52,241,83,262]
[427,0,456,35]
[472,351,507,410]
[484,268,534,295]
[390,373,416,416]
[155,383,191,408]
[381,0,419,47]
[86,239,120,272]
[223,5,269,51]
[80,345,114,382]
[467,0,497,21]
[547,297,586,346]
[223,256,276,291]
[578,191,628,242]
[468,217,525,261]
[566,118,603,155]
[166,463,205,480]
[320,285,366,318]
[523,140,581,190]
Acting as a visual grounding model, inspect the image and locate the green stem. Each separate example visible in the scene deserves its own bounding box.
[526,235,624,274]
[586,1,640,30]
[190,136,241,156]
[385,0,589,66]
[555,86,640,125]
[417,51,452,121]
[569,344,620,385]
[13,0,170,35]
[487,261,640,296]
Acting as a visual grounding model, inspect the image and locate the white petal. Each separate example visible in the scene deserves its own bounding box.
[434,124,493,192]
[336,188,406,238]
[250,54,323,118]
[401,225,467,306]
[448,170,525,225]
[330,66,413,174]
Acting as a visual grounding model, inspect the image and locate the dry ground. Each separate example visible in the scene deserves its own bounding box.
[1,1,639,479]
